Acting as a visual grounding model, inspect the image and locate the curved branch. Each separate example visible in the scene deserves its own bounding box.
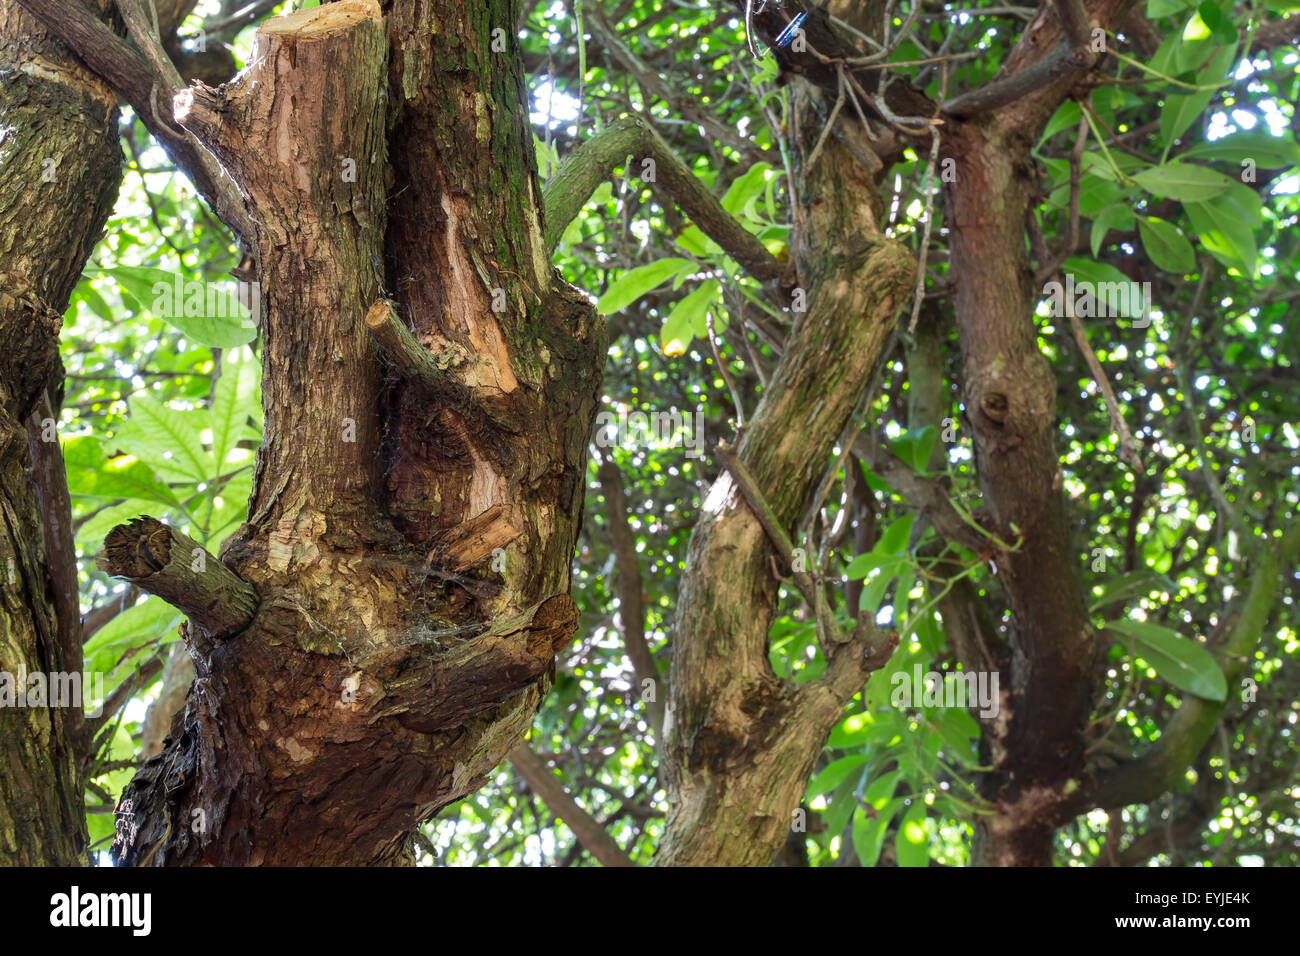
[596,455,665,739]
[542,116,784,282]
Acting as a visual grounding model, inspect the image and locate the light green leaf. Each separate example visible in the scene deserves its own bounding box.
[659,279,720,356]
[1160,42,1236,145]
[845,551,893,581]
[1138,216,1197,273]
[852,797,904,867]
[877,514,916,555]
[1185,192,1257,275]
[595,258,694,314]
[720,162,772,217]
[83,596,182,686]
[1061,258,1149,319]
[103,265,257,349]
[806,753,870,800]
[1107,618,1227,700]
[1182,131,1300,168]
[891,425,938,472]
[1089,569,1178,612]
[210,346,259,473]
[863,770,904,810]
[62,436,184,510]
[861,562,902,616]
[118,393,212,484]
[896,802,929,867]
[1132,162,1232,201]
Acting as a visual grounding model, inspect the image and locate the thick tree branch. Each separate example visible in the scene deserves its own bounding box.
[15,0,253,244]
[101,517,258,641]
[508,746,635,867]
[851,434,986,555]
[24,395,81,673]
[942,40,1091,119]
[542,115,784,282]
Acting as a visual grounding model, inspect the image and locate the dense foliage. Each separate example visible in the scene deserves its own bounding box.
[60,0,1298,865]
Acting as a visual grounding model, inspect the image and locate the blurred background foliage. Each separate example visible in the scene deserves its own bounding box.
[62,0,1298,865]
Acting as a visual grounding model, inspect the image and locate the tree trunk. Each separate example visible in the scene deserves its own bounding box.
[86,0,604,866]
[0,0,122,866]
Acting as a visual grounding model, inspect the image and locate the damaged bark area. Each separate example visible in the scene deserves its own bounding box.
[108,0,602,866]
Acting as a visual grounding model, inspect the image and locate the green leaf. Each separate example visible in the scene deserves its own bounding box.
[1138,216,1197,273]
[861,561,902,616]
[1061,258,1149,319]
[852,797,904,867]
[845,551,892,581]
[720,162,772,217]
[891,425,938,472]
[103,265,257,349]
[1107,619,1228,701]
[1181,131,1300,167]
[892,568,915,632]
[67,279,114,323]
[1090,204,1134,257]
[210,345,259,474]
[62,436,184,510]
[1196,2,1236,44]
[877,514,916,555]
[863,770,904,810]
[1039,101,1082,147]
[896,802,929,867]
[828,712,874,748]
[1132,161,1232,201]
[673,225,721,257]
[595,258,693,314]
[117,393,212,484]
[806,753,869,800]
[1160,42,1236,145]
[1089,569,1177,612]
[659,279,719,356]
[83,596,182,685]
[1147,0,1190,15]
[822,775,859,838]
[1175,13,1216,74]
[1185,192,1257,275]
[934,708,981,768]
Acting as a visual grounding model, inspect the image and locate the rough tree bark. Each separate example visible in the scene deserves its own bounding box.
[654,67,914,863]
[20,0,603,865]
[0,0,123,866]
[938,0,1130,865]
